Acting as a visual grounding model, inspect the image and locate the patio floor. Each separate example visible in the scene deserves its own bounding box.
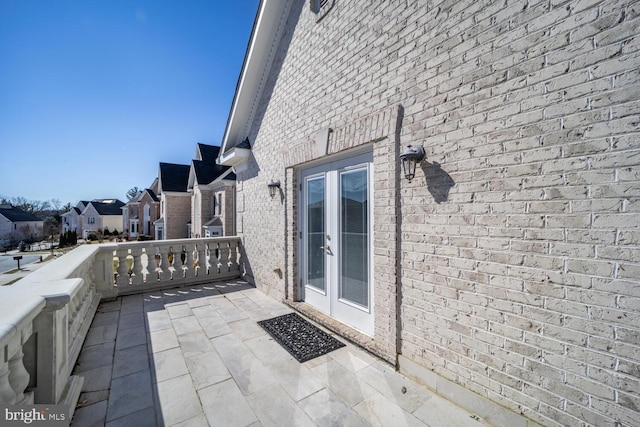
[70,280,493,427]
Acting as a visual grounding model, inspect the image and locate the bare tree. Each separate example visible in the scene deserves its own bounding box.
[127,187,141,200]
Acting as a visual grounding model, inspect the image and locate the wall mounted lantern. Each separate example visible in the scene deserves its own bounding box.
[268,179,281,198]
[400,145,426,182]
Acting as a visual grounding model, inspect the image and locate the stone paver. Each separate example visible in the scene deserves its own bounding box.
[71,280,493,426]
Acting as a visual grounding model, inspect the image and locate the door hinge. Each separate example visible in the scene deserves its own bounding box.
[299,231,302,239]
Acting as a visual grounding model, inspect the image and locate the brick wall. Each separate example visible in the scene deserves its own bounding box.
[220,185,235,236]
[236,1,640,425]
[164,193,191,240]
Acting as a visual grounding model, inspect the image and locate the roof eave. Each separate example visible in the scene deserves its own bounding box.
[219,0,293,158]
[218,147,252,173]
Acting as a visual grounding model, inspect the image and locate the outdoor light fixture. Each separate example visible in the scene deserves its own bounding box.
[400,145,426,182]
[268,179,281,198]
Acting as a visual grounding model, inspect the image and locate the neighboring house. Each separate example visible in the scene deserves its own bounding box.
[217,2,640,427]
[81,199,125,239]
[0,204,44,243]
[155,162,191,240]
[122,179,160,240]
[61,201,89,236]
[188,143,236,237]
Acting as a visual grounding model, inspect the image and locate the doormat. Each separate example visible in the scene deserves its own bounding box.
[258,312,345,363]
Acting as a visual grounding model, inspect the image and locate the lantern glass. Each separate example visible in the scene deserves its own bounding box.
[399,145,425,182]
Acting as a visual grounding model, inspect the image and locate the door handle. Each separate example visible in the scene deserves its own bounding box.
[320,245,330,251]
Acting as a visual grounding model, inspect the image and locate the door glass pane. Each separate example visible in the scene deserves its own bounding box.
[307,176,325,291]
[340,168,368,307]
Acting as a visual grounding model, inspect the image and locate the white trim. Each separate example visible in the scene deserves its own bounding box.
[219,0,294,156]
[298,150,375,336]
[218,147,252,172]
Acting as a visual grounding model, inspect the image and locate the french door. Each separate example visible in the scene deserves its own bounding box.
[300,152,374,335]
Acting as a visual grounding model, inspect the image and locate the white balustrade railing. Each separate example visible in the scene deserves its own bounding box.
[0,236,242,417]
[108,237,241,295]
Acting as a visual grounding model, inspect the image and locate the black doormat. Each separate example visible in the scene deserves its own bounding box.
[258,312,345,363]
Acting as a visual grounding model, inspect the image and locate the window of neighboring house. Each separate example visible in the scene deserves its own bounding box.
[217,193,222,215]
[211,194,217,217]
[88,217,96,224]
[311,0,334,21]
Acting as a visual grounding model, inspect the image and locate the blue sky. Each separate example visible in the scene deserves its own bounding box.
[0,0,259,206]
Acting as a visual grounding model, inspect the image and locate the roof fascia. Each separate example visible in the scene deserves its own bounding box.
[218,0,293,158]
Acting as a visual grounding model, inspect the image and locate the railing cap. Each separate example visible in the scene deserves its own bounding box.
[0,295,46,347]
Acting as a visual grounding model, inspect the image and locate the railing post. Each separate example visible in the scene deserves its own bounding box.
[94,246,117,300]
[32,295,69,404]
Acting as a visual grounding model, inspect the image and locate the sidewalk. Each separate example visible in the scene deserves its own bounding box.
[0,250,57,286]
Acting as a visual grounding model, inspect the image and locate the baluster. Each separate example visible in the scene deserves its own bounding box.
[8,345,31,404]
[115,248,129,287]
[226,241,233,272]
[192,244,201,277]
[216,242,222,274]
[154,248,163,282]
[180,245,188,278]
[204,243,211,275]
[139,248,149,283]
[0,359,16,403]
[167,246,176,280]
[112,250,119,285]
[131,247,143,285]
[228,240,239,272]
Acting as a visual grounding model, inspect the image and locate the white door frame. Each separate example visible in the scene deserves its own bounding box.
[298,150,374,335]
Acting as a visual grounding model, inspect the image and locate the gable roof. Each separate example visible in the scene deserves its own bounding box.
[195,143,222,162]
[219,0,293,157]
[0,206,42,222]
[90,200,125,216]
[159,162,191,193]
[192,160,236,186]
[61,207,82,217]
[128,188,159,204]
[144,189,159,202]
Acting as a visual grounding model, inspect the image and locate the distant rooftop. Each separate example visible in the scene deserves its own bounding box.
[0,205,42,222]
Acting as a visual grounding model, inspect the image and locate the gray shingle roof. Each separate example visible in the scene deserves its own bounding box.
[193,160,235,185]
[197,143,222,162]
[91,200,125,215]
[159,163,191,192]
[0,206,42,222]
